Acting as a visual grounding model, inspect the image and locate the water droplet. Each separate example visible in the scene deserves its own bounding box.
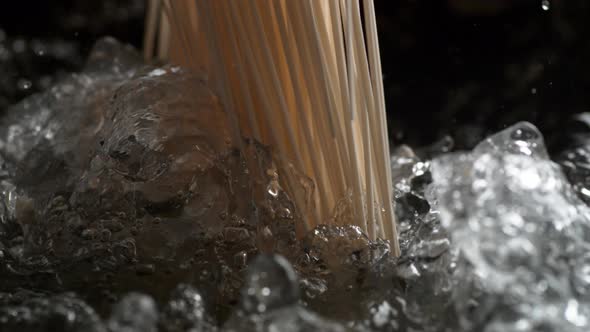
[31,40,47,56]
[542,0,550,11]
[234,250,248,267]
[510,124,540,141]
[267,181,279,197]
[161,285,210,330]
[12,39,26,53]
[261,287,271,296]
[241,254,299,313]
[148,68,167,77]
[17,78,32,91]
[108,294,158,331]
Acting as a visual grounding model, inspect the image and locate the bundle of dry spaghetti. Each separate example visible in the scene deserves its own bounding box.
[145,0,400,256]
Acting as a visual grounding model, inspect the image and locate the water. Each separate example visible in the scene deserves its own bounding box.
[1,38,590,331]
[431,122,590,331]
[223,254,347,332]
[0,32,83,112]
[0,291,105,332]
[159,284,213,332]
[107,293,158,332]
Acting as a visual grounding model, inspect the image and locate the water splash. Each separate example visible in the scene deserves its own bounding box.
[431,122,590,331]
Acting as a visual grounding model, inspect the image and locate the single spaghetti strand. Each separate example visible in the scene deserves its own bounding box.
[362,0,400,254]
